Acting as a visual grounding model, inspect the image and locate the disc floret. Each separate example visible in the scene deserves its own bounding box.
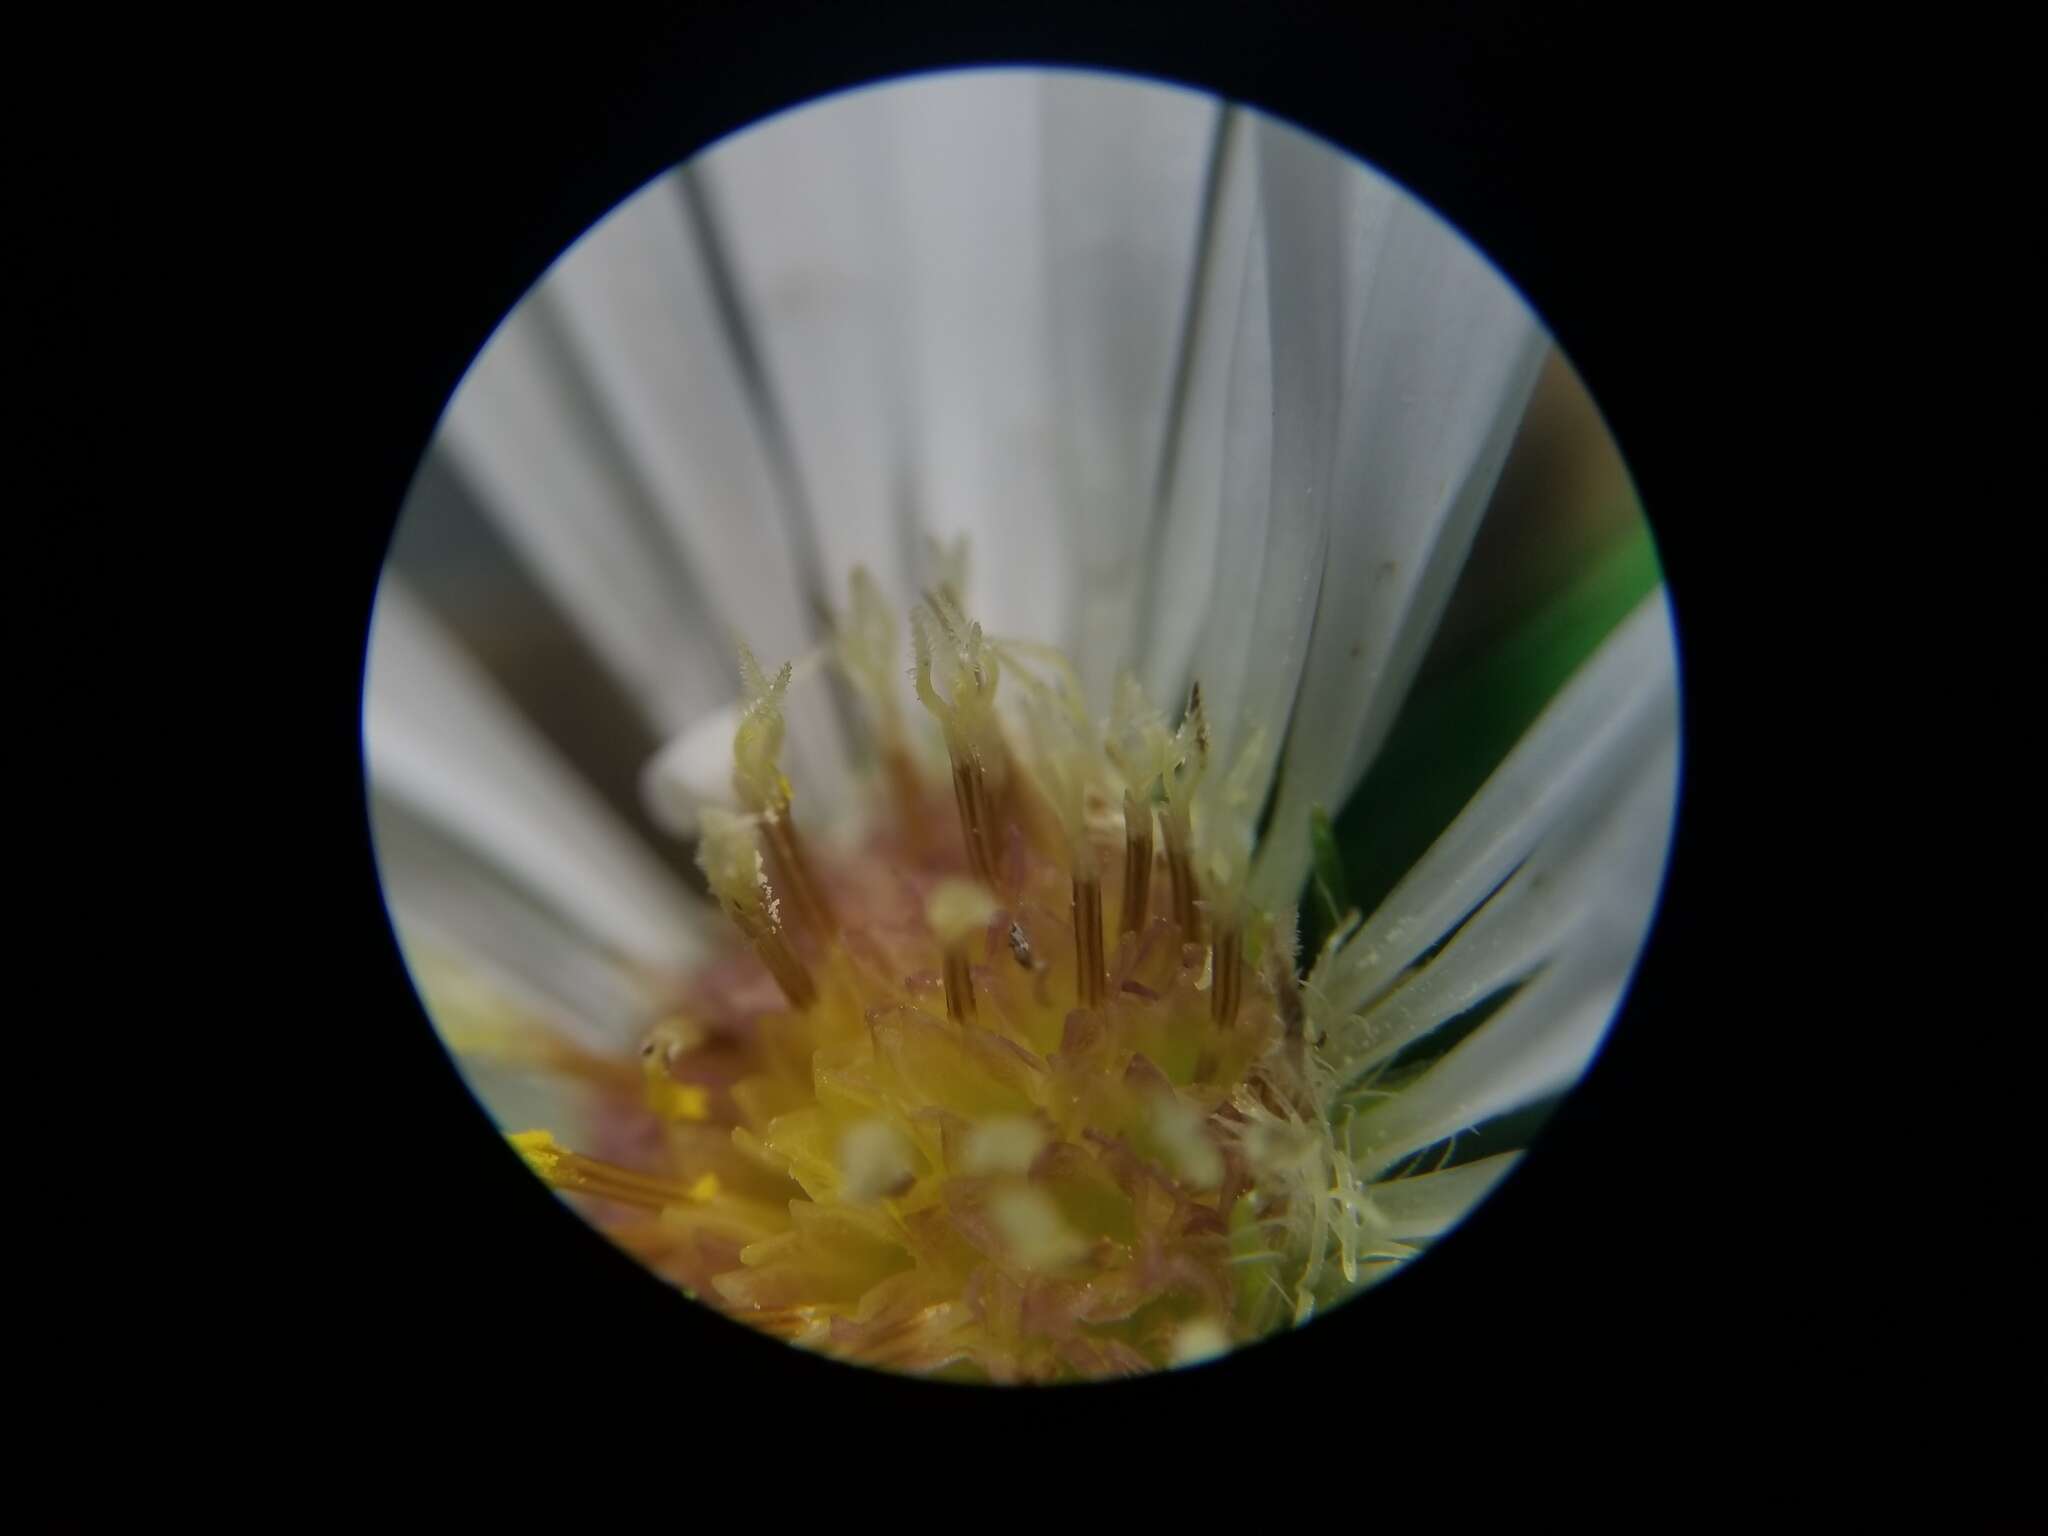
[497,554,1428,1380]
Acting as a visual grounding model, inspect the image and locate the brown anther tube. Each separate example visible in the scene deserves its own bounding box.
[1164,810,1203,945]
[1120,790,1154,938]
[734,907,818,1010]
[1211,922,1243,1028]
[755,929,819,1012]
[762,811,836,941]
[942,944,978,1026]
[1073,871,1105,1009]
[950,755,1001,885]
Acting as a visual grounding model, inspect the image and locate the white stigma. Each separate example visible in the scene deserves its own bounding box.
[960,1116,1048,1176]
[1169,1317,1232,1368]
[1150,1095,1224,1190]
[836,1118,918,1203]
[925,879,998,947]
[987,1185,1087,1271]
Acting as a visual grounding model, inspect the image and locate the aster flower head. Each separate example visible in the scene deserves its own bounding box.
[365,68,1681,1382]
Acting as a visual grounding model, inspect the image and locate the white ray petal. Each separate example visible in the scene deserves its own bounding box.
[887,73,1065,644]
[1352,898,1655,1180]
[1316,591,1680,1019]
[707,71,1077,645]
[546,172,854,807]
[1334,729,1679,1081]
[1180,213,1275,766]
[377,800,655,1147]
[451,1059,607,1158]
[640,699,743,839]
[1366,1153,1521,1240]
[380,870,634,1148]
[1225,121,1360,785]
[1139,109,1259,712]
[1252,170,1548,910]
[437,291,729,737]
[1349,731,1678,1177]
[639,648,852,840]
[1188,120,1361,784]
[699,84,920,614]
[1038,75,1215,705]
[375,803,664,1058]
[364,580,715,978]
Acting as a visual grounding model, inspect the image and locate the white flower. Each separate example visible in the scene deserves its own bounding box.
[362,68,1679,1373]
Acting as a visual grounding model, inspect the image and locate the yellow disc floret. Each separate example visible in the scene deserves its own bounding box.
[479,535,1442,1383]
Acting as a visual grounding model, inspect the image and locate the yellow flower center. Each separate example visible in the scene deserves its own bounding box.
[509,567,1326,1383]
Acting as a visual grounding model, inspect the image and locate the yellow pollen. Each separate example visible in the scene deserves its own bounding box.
[645,1074,711,1122]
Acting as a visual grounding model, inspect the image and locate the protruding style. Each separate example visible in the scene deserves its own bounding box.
[911,587,1008,884]
[1014,662,1105,1008]
[697,806,817,1010]
[732,641,837,941]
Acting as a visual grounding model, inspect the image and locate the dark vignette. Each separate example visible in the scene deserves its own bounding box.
[288,0,1761,1456]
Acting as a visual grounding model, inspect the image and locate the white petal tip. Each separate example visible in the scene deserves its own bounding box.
[641,701,744,837]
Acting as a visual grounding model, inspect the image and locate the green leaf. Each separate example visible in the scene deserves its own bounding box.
[1308,805,1350,938]
[1328,506,1663,928]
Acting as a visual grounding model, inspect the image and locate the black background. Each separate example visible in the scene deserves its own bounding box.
[203,0,1842,1477]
